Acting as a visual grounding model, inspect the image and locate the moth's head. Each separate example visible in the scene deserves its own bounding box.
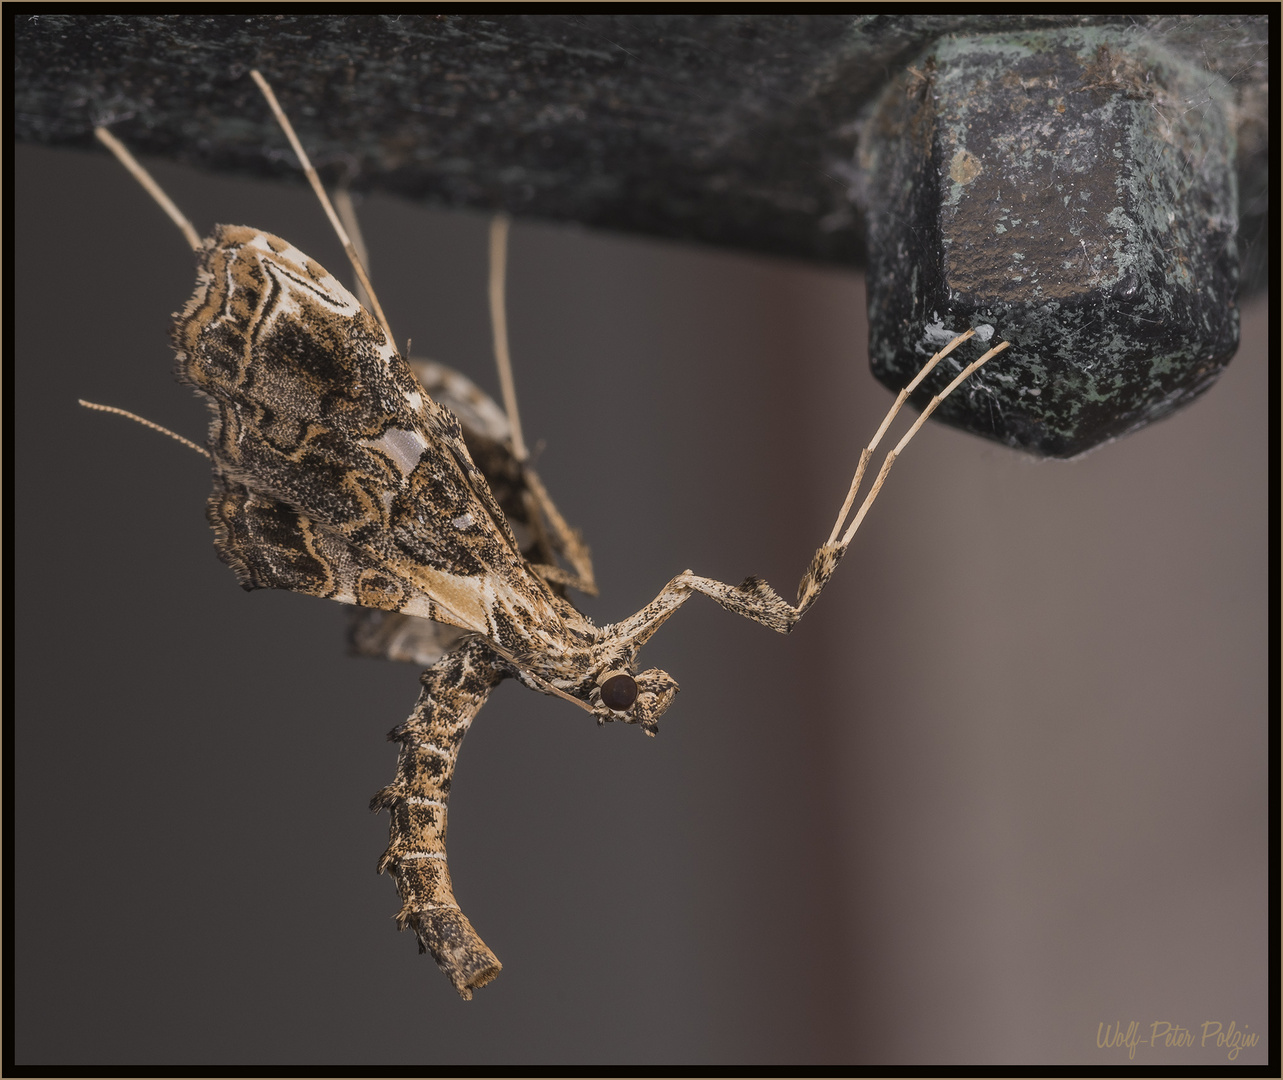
[589,667,679,735]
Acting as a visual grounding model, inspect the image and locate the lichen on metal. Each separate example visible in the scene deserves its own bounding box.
[860,26,1240,457]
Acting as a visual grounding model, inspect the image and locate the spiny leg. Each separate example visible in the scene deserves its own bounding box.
[487,216,598,595]
[332,182,374,314]
[488,215,529,462]
[617,334,1011,641]
[788,333,1009,620]
[522,466,599,596]
[334,178,422,360]
[370,638,508,999]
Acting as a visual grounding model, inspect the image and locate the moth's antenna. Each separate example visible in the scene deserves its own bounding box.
[78,400,210,459]
[93,127,201,251]
[332,183,373,312]
[249,69,397,351]
[489,215,528,462]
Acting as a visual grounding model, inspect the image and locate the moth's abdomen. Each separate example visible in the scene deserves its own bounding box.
[370,638,507,999]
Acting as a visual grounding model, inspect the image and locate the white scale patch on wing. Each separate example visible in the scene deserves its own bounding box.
[364,427,430,478]
[405,389,424,412]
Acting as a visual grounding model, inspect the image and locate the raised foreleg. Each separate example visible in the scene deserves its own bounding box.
[369,637,508,999]
[625,334,1010,639]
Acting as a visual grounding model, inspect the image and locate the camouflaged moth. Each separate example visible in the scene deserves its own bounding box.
[84,70,1009,999]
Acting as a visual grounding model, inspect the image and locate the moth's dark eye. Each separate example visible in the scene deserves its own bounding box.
[599,673,639,711]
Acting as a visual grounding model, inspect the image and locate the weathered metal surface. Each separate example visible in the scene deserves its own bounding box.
[14,14,1266,278]
[862,28,1242,457]
[14,13,1267,453]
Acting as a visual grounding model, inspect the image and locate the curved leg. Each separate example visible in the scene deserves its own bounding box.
[522,466,598,597]
[370,637,508,999]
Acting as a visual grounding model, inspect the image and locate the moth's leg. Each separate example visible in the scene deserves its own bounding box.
[369,637,508,1000]
[332,182,374,315]
[488,215,529,461]
[599,569,805,642]
[672,572,803,633]
[482,217,600,595]
[670,335,1011,634]
[821,329,979,552]
[523,467,599,597]
[603,573,702,651]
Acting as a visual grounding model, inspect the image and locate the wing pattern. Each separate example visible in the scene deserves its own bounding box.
[173,226,569,653]
[347,357,599,667]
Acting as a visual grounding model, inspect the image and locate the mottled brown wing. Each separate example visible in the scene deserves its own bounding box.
[349,356,607,665]
[404,358,597,598]
[348,358,528,666]
[405,358,542,567]
[174,225,566,643]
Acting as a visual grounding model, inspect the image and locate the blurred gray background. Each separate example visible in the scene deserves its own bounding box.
[15,138,1266,1066]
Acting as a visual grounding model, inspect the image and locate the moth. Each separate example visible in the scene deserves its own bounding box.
[85,70,1009,999]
